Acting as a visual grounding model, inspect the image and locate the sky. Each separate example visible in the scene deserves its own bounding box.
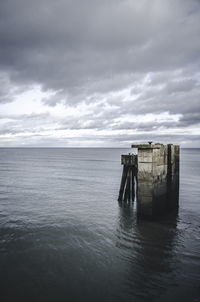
[0,0,200,148]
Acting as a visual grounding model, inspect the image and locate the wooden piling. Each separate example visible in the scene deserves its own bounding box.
[118,154,137,203]
[118,166,128,201]
[131,166,135,202]
[124,168,131,202]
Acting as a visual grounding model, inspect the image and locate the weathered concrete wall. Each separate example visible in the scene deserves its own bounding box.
[132,143,179,218]
[167,144,180,210]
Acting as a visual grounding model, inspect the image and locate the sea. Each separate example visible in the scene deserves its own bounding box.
[0,148,200,302]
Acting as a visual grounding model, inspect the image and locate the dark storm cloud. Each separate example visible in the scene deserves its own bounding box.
[179,112,200,127]
[0,0,200,92]
[0,0,200,146]
[0,72,21,103]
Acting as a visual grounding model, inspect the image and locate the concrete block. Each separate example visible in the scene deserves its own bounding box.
[129,142,180,218]
[137,162,153,180]
[138,149,153,163]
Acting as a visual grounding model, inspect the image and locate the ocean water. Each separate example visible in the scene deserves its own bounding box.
[0,148,199,302]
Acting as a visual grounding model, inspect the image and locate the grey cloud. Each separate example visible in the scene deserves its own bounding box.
[0,73,20,103]
[164,79,198,94]
[0,0,200,93]
[179,112,200,126]
[1,131,199,148]
[0,112,55,136]
[111,121,178,132]
[0,112,51,120]
[117,71,200,121]
[0,0,200,146]
[110,133,200,146]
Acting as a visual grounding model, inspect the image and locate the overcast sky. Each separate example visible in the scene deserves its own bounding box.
[0,0,200,147]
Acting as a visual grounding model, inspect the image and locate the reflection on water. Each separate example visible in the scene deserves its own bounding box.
[136,173,179,219]
[117,203,180,301]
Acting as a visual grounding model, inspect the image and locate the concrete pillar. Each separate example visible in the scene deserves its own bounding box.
[131,143,179,218]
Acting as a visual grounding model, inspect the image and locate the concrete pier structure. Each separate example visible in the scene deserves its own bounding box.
[131,143,180,218]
